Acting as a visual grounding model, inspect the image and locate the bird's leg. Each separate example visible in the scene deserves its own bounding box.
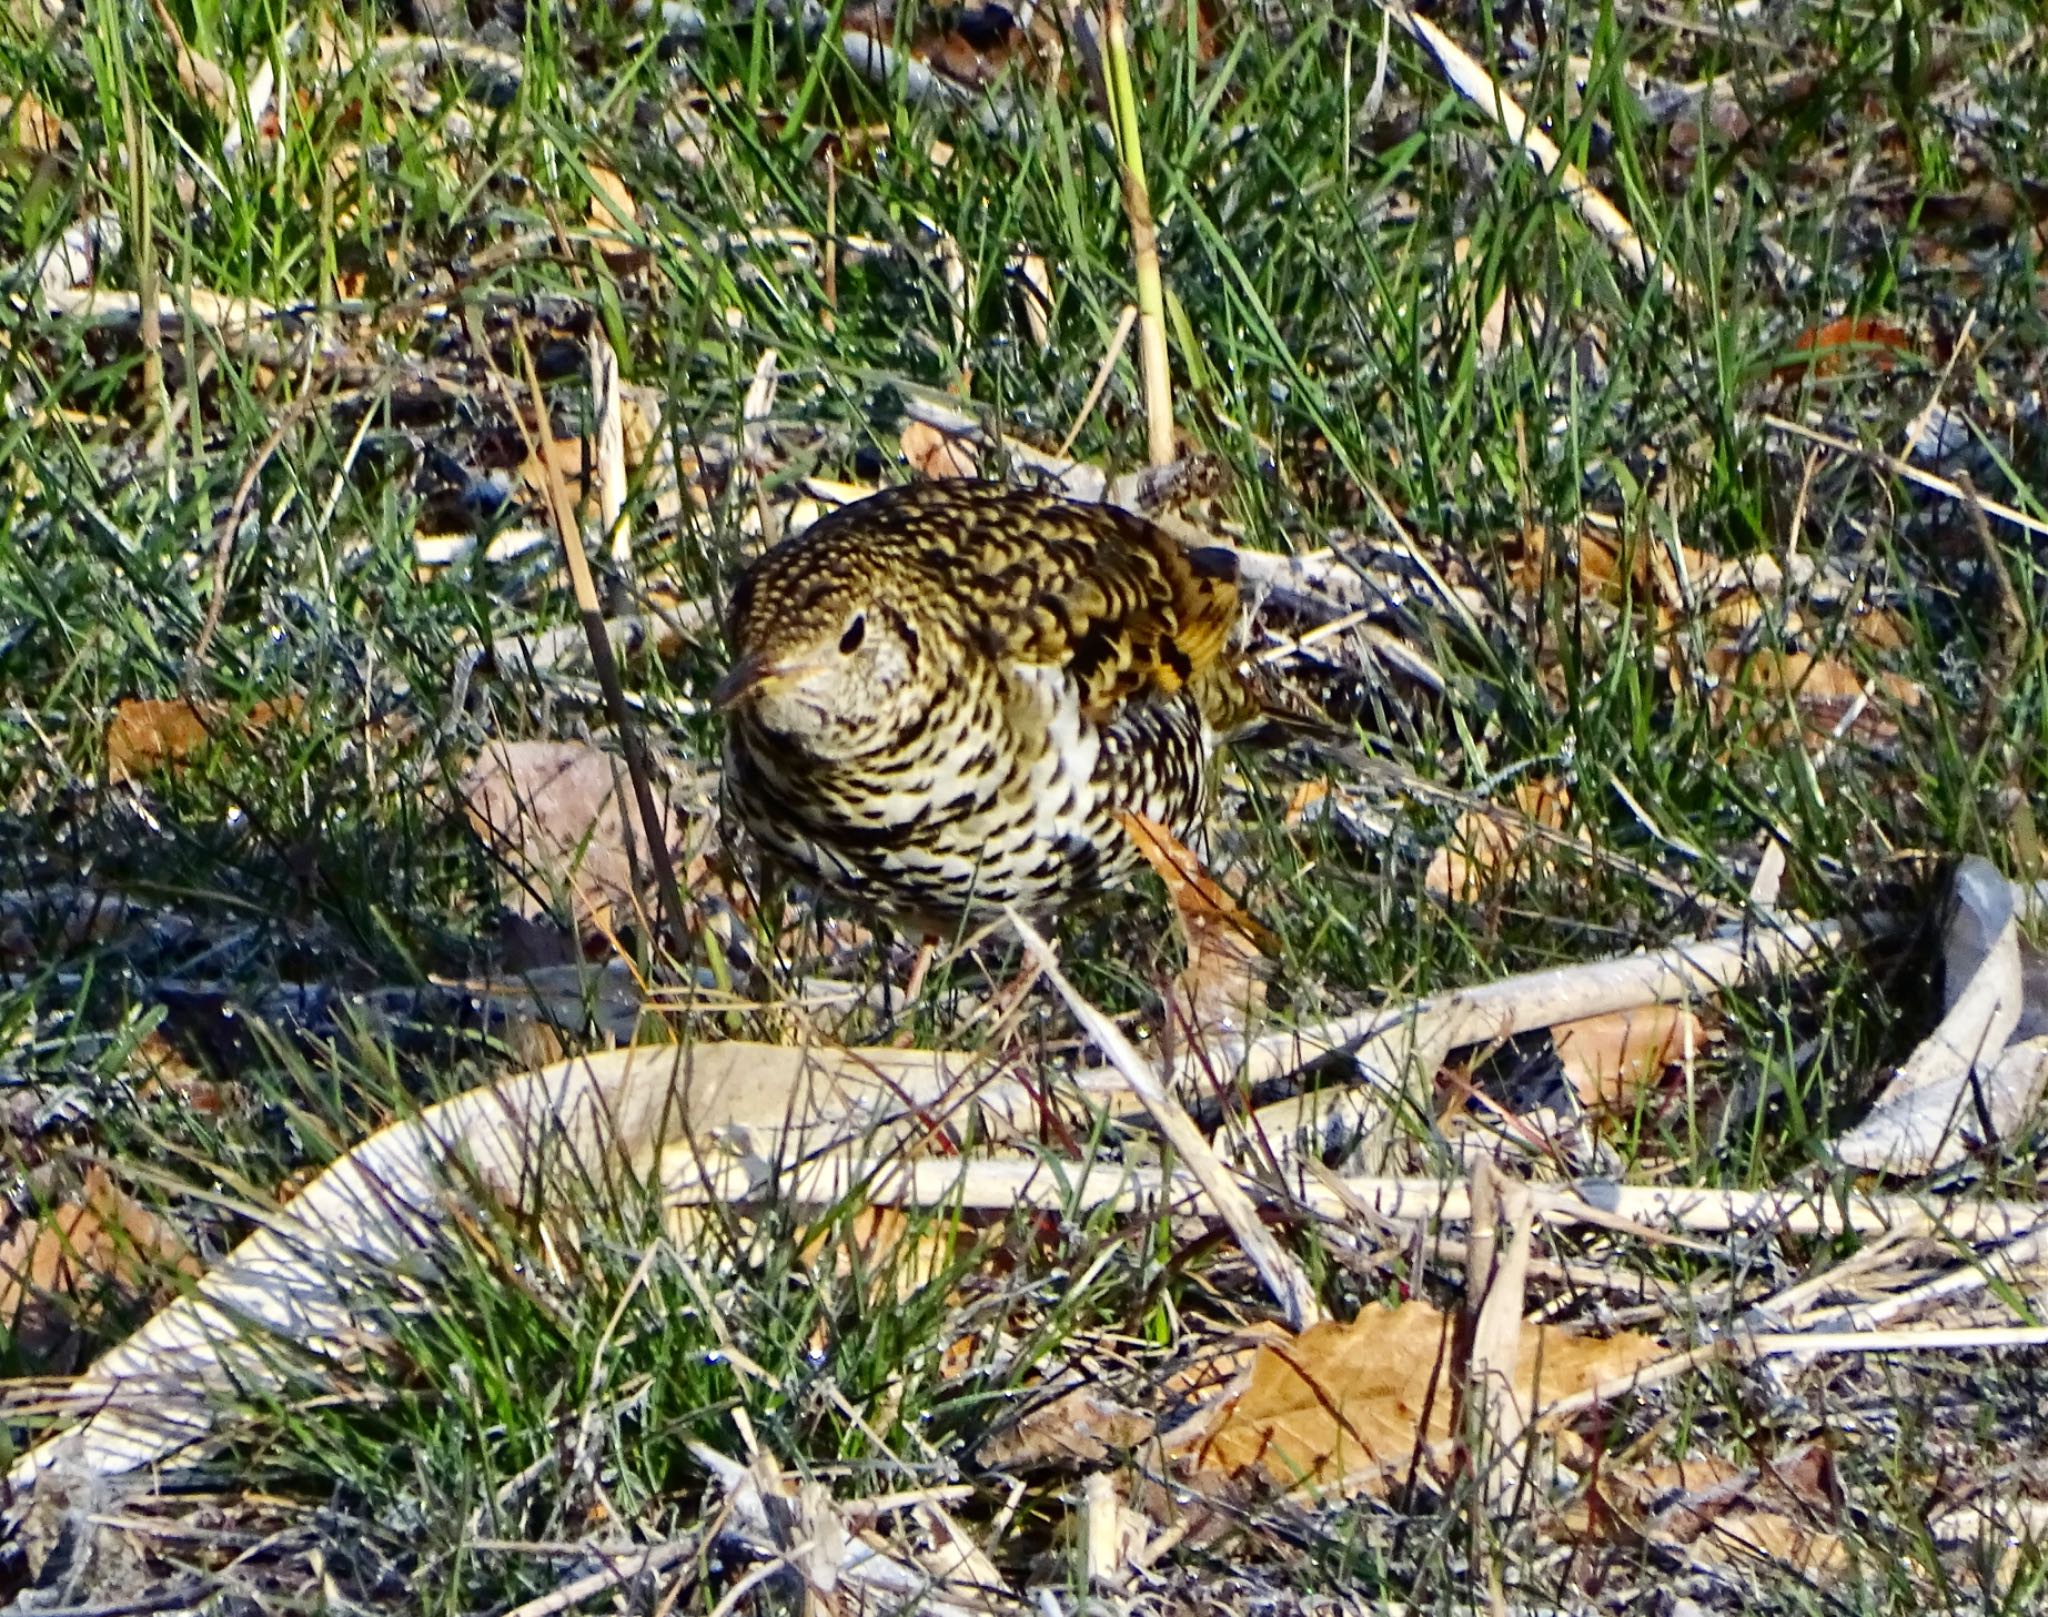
[901,934,940,1003]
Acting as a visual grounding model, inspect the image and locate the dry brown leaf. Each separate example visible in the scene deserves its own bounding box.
[1774,316,1914,381]
[976,1385,1157,1469]
[1552,1005,1703,1113]
[1425,778,1570,902]
[1160,1322,1294,1401]
[105,696,300,781]
[1708,648,1924,748]
[1118,810,1276,1037]
[9,90,63,154]
[518,431,594,511]
[1565,1443,1848,1575]
[1183,1300,1661,1497]
[1282,780,1329,827]
[587,163,638,236]
[144,0,233,115]
[0,1167,200,1373]
[900,418,981,480]
[460,738,703,939]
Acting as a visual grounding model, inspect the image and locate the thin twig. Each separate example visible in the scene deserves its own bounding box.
[1382,2,1688,297]
[1954,472,2027,747]
[1057,303,1139,459]
[1009,909,1324,1329]
[1103,2,1176,465]
[499,1539,700,1617]
[188,382,366,682]
[1763,413,2048,542]
[501,326,690,956]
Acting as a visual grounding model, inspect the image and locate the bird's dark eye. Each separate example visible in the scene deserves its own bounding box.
[838,614,867,654]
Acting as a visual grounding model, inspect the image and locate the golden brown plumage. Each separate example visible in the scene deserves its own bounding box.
[714,481,1249,928]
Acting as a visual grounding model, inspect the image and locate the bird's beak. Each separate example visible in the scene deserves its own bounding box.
[712,654,780,709]
[713,654,825,709]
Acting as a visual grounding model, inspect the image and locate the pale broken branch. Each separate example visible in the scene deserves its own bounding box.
[1830,857,2036,1173]
[1009,909,1323,1330]
[1228,911,1895,1160]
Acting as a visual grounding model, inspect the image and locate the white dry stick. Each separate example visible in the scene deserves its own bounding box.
[1741,1326,2048,1359]
[1832,857,2029,1172]
[1765,414,2048,544]
[32,1028,2044,1495]
[590,323,631,568]
[11,1039,1011,1487]
[1387,4,1687,298]
[1461,1158,1536,1516]
[687,1152,2045,1245]
[1083,1471,1121,1587]
[1234,912,1884,1158]
[44,283,290,334]
[1751,1217,2048,1340]
[499,1540,699,1617]
[691,1442,1013,1617]
[1008,909,1324,1330]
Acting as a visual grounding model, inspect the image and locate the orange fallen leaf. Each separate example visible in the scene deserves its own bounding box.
[10,91,64,155]
[0,1166,201,1373]
[105,696,301,781]
[587,163,638,236]
[519,430,594,509]
[1183,1300,1661,1497]
[1425,778,1571,903]
[1552,1005,1704,1113]
[1282,780,1329,827]
[900,418,980,480]
[1561,1443,1847,1575]
[1774,316,1913,381]
[976,1385,1157,1468]
[1118,809,1276,1037]
[1708,648,1923,748]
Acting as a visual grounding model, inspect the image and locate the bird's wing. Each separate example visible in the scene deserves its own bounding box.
[868,482,1241,717]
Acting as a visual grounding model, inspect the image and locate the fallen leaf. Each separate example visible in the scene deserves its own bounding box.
[460,738,705,939]
[519,430,595,512]
[977,1385,1157,1469]
[1708,648,1923,748]
[1183,1300,1661,1497]
[1774,317,1914,381]
[1282,780,1329,827]
[145,0,233,116]
[1563,1442,1848,1575]
[1425,778,1571,902]
[105,696,300,781]
[0,1166,200,1373]
[1118,810,1276,1038]
[9,90,63,154]
[900,418,980,480]
[587,163,638,236]
[1552,1005,1704,1113]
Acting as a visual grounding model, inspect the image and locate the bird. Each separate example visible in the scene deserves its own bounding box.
[713,479,1253,936]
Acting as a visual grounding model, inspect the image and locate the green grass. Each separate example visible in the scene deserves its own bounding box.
[5,0,2048,1610]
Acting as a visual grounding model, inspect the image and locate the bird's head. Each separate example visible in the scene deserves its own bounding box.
[715,564,930,761]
